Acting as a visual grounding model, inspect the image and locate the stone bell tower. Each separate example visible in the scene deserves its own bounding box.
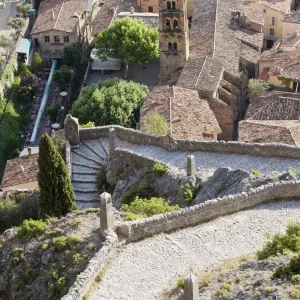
[159,0,189,82]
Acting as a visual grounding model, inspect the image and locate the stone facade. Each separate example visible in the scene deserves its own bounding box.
[159,0,189,81]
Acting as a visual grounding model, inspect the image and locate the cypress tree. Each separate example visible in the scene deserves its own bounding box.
[38,134,76,218]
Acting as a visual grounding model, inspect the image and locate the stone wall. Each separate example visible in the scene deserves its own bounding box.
[78,125,300,159]
[117,180,300,241]
[61,231,118,300]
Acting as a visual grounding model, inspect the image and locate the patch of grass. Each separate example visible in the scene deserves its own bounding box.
[122,184,152,205]
[123,211,139,221]
[176,278,184,289]
[253,290,261,297]
[24,268,37,284]
[46,276,68,299]
[292,274,300,284]
[265,286,276,294]
[88,242,96,251]
[216,282,233,299]
[251,169,262,177]
[83,293,90,300]
[42,243,48,250]
[151,162,169,177]
[52,234,82,252]
[51,227,64,235]
[12,247,25,265]
[290,285,300,298]
[181,183,194,203]
[17,219,48,240]
[95,269,105,283]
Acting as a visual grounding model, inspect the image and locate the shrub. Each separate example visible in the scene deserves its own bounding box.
[122,184,152,205]
[46,103,61,123]
[52,234,82,252]
[12,247,25,265]
[51,227,64,235]
[18,219,48,239]
[290,285,300,299]
[95,269,105,282]
[177,278,184,289]
[216,283,233,299]
[251,169,262,177]
[248,79,270,99]
[47,276,68,299]
[273,254,300,279]
[123,211,139,221]
[144,111,169,136]
[151,163,169,177]
[289,166,298,175]
[24,268,37,284]
[79,121,95,128]
[181,183,194,203]
[121,197,179,217]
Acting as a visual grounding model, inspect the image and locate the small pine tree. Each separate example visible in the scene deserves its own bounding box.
[38,134,76,218]
[31,52,43,74]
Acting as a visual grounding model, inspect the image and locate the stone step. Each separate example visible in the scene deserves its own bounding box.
[72,163,99,172]
[81,140,106,160]
[76,200,99,210]
[73,181,99,193]
[99,138,110,154]
[75,191,100,202]
[72,173,98,182]
[71,152,101,169]
[72,149,103,166]
[98,138,109,157]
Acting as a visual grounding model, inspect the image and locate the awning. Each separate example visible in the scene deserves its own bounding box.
[16,38,32,54]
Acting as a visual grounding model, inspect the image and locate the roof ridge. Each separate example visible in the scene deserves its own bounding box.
[54,0,65,30]
[195,56,207,87]
[249,98,275,120]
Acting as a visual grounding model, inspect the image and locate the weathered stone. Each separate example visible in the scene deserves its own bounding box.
[64,115,79,145]
[100,192,115,234]
[187,155,196,176]
[109,127,117,155]
[184,274,199,300]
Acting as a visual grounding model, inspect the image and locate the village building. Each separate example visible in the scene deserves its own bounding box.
[140,85,221,140]
[282,9,300,36]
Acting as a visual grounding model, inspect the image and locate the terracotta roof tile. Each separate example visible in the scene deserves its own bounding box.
[283,10,300,23]
[247,0,290,13]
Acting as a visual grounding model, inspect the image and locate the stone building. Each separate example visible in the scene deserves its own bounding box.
[159,0,189,81]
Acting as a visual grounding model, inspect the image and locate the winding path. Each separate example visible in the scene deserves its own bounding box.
[90,200,300,300]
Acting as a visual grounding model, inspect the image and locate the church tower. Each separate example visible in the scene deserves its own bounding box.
[159,0,189,81]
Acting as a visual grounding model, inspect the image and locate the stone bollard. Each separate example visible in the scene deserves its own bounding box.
[100,192,115,237]
[184,274,199,300]
[64,115,79,146]
[187,155,196,176]
[109,127,117,155]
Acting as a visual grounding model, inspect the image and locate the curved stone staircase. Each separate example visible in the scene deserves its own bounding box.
[71,138,109,209]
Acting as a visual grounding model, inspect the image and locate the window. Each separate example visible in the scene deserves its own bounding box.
[173,19,178,28]
[263,9,266,13]
[168,42,173,51]
[166,19,171,28]
[270,28,275,36]
[171,1,176,9]
[148,6,153,12]
[64,36,70,43]
[173,42,177,51]
[167,1,171,9]
[54,36,60,42]
[271,17,275,25]
[44,36,50,42]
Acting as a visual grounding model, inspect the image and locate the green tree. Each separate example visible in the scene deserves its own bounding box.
[63,44,79,67]
[46,103,61,122]
[247,79,270,99]
[95,17,159,77]
[16,2,32,16]
[31,52,44,74]
[38,134,76,218]
[70,78,148,126]
[18,63,31,77]
[53,65,72,90]
[144,111,169,135]
[0,36,13,61]
[7,18,25,40]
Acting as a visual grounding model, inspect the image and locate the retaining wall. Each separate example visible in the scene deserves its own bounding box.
[61,231,118,300]
[117,180,300,241]
[79,125,300,159]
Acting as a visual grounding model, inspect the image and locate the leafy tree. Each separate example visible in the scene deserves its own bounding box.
[144,111,169,135]
[46,103,61,122]
[16,2,32,16]
[0,36,13,61]
[247,79,270,99]
[18,63,31,77]
[95,17,159,77]
[31,52,43,74]
[63,44,79,67]
[53,65,72,90]
[7,18,25,40]
[38,134,76,218]
[71,77,148,126]
[20,74,39,90]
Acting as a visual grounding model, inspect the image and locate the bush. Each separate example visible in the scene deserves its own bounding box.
[290,285,300,298]
[52,234,82,252]
[248,79,270,99]
[53,65,72,90]
[257,221,300,259]
[273,254,300,279]
[181,183,194,203]
[47,276,68,299]
[151,163,169,177]
[122,184,152,205]
[216,283,233,299]
[79,121,95,128]
[121,197,179,217]
[251,169,262,177]
[46,103,61,123]
[18,219,48,239]
[144,111,169,136]
[123,211,139,221]
[177,278,184,289]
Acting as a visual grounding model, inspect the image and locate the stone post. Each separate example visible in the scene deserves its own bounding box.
[184,274,199,300]
[187,155,196,176]
[64,115,79,146]
[109,127,117,155]
[100,192,115,236]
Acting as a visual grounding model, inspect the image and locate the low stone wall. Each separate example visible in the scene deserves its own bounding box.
[61,231,118,300]
[117,180,300,241]
[65,141,72,177]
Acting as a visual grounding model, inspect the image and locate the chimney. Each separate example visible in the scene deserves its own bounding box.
[130,7,134,14]
[28,148,32,156]
[52,10,55,19]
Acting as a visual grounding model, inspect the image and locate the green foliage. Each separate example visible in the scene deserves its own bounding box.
[79,121,95,128]
[18,64,31,77]
[23,268,37,284]
[144,111,169,136]
[181,183,194,203]
[95,17,159,77]
[216,282,233,299]
[12,247,25,265]
[31,52,43,74]
[257,221,300,259]
[63,44,80,67]
[176,278,185,289]
[122,184,152,205]
[53,65,72,90]
[292,274,300,284]
[123,211,139,221]
[17,219,47,239]
[95,269,105,282]
[52,234,82,252]
[71,78,148,126]
[52,137,66,161]
[121,197,179,217]
[38,134,76,218]
[151,163,169,177]
[278,76,293,88]
[247,79,270,99]
[7,17,25,37]
[46,276,68,299]
[51,227,64,235]
[0,193,40,233]
[273,255,300,280]
[251,169,262,177]
[96,168,107,192]
[82,293,90,300]
[290,285,300,298]
[289,166,298,175]
[46,103,61,122]
[0,36,13,59]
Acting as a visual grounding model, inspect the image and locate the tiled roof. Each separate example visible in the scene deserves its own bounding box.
[177,57,224,92]
[248,0,290,13]
[31,0,88,34]
[240,42,262,63]
[233,28,264,49]
[246,94,300,120]
[1,154,39,188]
[117,12,159,29]
[282,10,300,23]
[140,85,221,140]
[273,32,300,49]
[92,0,118,36]
[279,59,300,81]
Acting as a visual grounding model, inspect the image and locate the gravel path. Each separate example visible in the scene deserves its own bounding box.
[90,200,300,300]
